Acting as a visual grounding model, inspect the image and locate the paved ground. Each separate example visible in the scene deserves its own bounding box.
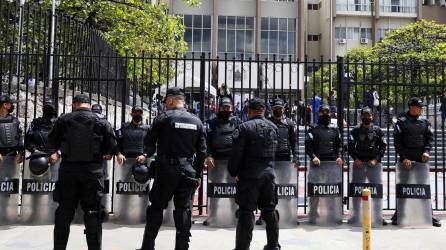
[1,217,445,250]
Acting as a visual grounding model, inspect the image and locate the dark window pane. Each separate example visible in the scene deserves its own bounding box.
[236,30,245,53]
[227,16,236,29]
[184,15,193,27]
[261,31,268,54]
[194,15,202,28]
[279,18,287,31]
[193,29,202,51]
[261,18,269,30]
[288,18,296,31]
[279,31,287,54]
[246,17,254,29]
[203,15,212,28]
[185,28,193,43]
[218,29,226,52]
[237,16,245,29]
[288,32,295,54]
[202,29,211,52]
[218,16,226,29]
[246,30,254,53]
[269,31,278,54]
[227,30,236,52]
[270,18,278,31]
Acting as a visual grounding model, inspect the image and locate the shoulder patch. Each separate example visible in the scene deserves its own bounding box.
[174,122,197,130]
[232,128,240,140]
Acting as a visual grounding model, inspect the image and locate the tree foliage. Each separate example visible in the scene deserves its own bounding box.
[308,20,446,109]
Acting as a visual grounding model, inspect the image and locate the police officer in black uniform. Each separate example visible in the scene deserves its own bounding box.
[305,105,343,167]
[25,102,58,155]
[392,97,441,227]
[48,94,120,250]
[0,95,24,163]
[229,97,280,250]
[116,106,149,163]
[92,104,106,120]
[136,87,206,250]
[348,106,386,225]
[206,96,241,168]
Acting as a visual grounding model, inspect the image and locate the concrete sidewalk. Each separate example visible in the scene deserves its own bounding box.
[1,218,445,250]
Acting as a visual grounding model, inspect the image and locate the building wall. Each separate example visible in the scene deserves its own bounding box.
[422,5,446,23]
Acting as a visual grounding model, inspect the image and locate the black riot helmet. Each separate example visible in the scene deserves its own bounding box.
[408,97,423,107]
[132,162,151,184]
[27,151,49,176]
[91,104,103,114]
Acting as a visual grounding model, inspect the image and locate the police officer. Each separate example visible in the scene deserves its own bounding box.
[205,96,241,226]
[116,106,149,163]
[136,87,206,250]
[0,95,24,223]
[206,96,241,168]
[48,94,122,250]
[229,98,280,250]
[305,105,343,167]
[348,107,386,225]
[25,102,58,155]
[392,97,441,227]
[92,104,105,120]
[0,95,24,162]
[305,105,343,224]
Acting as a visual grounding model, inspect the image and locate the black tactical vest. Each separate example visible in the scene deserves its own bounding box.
[121,123,149,156]
[60,112,102,162]
[31,118,56,153]
[275,121,291,155]
[210,117,238,154]
[0,116,20,148]
[355,127,378,159]
[400,117,427,149]
[312,126,337,157]
[246,118,277,159]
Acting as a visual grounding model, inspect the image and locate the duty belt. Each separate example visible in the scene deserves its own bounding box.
[159,156,193,165]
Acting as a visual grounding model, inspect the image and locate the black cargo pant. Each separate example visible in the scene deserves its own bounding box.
[140,160,197,250]
[53,169,104,250]
[235,172,279,250]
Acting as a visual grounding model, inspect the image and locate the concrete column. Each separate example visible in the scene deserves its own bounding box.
[212,0,218,58]
[255,0,261,55]
[298,0,306,60]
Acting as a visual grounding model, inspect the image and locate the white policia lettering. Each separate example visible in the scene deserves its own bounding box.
[313,184,340,195]
[277,186,296,197]
[402,186,427,196]
[0,181,14,192]
[26,181,55,192]
[174,122,197,130]
[354,185,378,196]
[117,182,148,193]
[213,185,236,195]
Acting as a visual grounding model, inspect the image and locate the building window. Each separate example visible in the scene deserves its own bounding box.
[260,17,296,60]
[183,15,212,56]
[308,3,320,10]
[336,0,370,11]
[308,34,321,41]
[217,16,255,59]
[335,27,371,39]
[380,0,417,13]
[378,28,394,40]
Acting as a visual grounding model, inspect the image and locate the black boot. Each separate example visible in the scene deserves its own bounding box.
[84,209,104,250]
[261,210,280,250]
[391,211,398,225]
[139,205,164,250]
[235,210,255,250]
[173,209,192,250]
[433,217,442,227]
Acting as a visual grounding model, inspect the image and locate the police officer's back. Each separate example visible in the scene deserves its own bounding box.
[48,94,118,250]
[136,87,206,250]
[25,102,57,154]
[228,98,280,250]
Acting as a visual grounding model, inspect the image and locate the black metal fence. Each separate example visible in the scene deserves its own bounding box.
[2,1,446,216]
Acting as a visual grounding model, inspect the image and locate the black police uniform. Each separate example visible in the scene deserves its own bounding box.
[116,119,150,159]
[228,98,280,250]
[207,112,241,160]
[269,111,298,163]
[139,88,206,250]
[348,125,386,164]
[48,95,118,250]
[392,98,438,226]
[305,125,342,162]
[25,105,57,154]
